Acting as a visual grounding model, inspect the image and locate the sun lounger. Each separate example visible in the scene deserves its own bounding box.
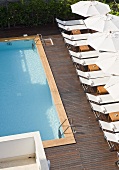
[61,32,90,40]
[56,18,84,25]
[104,131,119,143]
[79,76,110,94]
[79,76,110,87]
[103,131,119,151]
[57,23,87,31]
[90,102,119,114]
[76,69,109,79]
[99,120,119,133]
[72,57,98,66]
[69,50,99,59]
[64,38,88,47]
[86,93,119,104]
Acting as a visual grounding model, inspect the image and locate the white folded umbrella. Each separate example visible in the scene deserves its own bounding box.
[87,32,119,52]
[104,76,119,100]
[71,1,110,17]
[84,14,119,32]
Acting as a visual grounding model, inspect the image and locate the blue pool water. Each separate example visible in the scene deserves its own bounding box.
[0,40,63,141]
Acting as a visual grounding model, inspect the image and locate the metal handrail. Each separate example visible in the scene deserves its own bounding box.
[33,34,40,44]
[60,125,76,137]
[60,126,70,137]
[58,118,76,138]
[58,118,67,131]
[37,34,46,46]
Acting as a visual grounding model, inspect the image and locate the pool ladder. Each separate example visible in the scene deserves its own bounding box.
[36,34,53,46]
[33,34,45,46]
[58,118,76,138]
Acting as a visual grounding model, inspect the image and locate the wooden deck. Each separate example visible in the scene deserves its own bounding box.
[0,24,119,170]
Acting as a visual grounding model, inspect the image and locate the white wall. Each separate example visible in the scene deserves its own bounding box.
[0,132,49,170]
[0,137,35,160]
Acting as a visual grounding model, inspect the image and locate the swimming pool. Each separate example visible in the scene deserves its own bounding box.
[0,39,63,141]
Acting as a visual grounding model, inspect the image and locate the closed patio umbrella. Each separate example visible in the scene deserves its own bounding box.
[84,14,119,32]
[96,51,119,75]
[104,76,119,100]
[87,31,119,52]
[71,1,110,17]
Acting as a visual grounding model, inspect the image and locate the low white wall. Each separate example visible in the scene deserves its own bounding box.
[0,136,35,160]
[0,132,49,170]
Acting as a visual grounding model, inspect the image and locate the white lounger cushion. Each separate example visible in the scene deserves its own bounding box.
[62,32,90,40]
[72,56,97,65]
[58,23,87,31]
[99,120,119,132]
[76,69,109,79]
[103,131,119,143]
[90,102,119,114]
[69,50,99,59]
[64,38,88,46]
[56,18,84,25]
[79,76,110,86]
[86,93,119,104]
